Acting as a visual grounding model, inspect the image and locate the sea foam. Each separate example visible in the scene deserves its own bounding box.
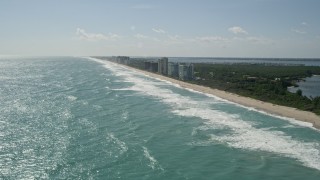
[142,146,163,171]
[89,57,320,171]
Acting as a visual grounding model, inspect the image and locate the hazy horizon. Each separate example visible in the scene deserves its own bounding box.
[1,0,320,58]
[2,55,320,60]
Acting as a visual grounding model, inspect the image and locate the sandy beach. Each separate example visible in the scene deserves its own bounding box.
[119,63,320,129]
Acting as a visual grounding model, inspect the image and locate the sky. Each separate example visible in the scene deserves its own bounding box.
[1,0,320,58]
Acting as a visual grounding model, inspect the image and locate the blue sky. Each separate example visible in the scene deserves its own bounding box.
[1,0,320,58]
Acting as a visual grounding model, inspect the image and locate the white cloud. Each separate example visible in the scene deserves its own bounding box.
[232,36,272,43]
[165,35,184,44]
[291,29,306,34]
[195,36,230,43]
[134,34,149,39]
[130,26,136,31]
[244,36,273,44]
[168,35,182,41]
[134,34,160,42]
[76,28,121,41]
[152,28,166,34]
[228,26,248,35]
[301,22,308,26]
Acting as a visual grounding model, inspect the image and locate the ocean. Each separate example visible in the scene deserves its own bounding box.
[1,56,320,179]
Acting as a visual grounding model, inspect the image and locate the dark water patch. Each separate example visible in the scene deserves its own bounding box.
[288,75,320,98]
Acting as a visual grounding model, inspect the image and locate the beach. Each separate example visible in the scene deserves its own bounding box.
[119,63,320,129]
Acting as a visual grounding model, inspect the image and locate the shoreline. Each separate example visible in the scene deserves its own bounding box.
[113,61,320,129]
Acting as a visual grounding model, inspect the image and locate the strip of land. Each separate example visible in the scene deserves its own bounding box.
[118,62,320,129]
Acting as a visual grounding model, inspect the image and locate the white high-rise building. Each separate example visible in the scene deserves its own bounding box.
[178,64,194,80]
[158,57,168,75]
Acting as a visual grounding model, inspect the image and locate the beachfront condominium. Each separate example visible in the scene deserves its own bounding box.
[111,56,130,65]
[144,61,158,72]
[168,62,179,78]
[158,57,168,75]
[179,64,194,81]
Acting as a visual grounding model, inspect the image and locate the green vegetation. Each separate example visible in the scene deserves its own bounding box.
[192,64,320,115]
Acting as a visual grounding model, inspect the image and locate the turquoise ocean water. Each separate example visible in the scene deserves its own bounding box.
[1,57,320,179]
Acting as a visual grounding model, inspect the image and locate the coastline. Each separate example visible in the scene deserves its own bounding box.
[113,61,320,129]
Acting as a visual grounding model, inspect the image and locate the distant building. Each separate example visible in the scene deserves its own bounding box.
[179,64,194,81]
[158,57,168,75]
[168,62,179,78]
[111,56,130,65]
[144,61,151,71]
[150,62,158,72]
[129,58,149,69]
[144,61,158,72]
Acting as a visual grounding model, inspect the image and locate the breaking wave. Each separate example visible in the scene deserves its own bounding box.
[90,57,320,171]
